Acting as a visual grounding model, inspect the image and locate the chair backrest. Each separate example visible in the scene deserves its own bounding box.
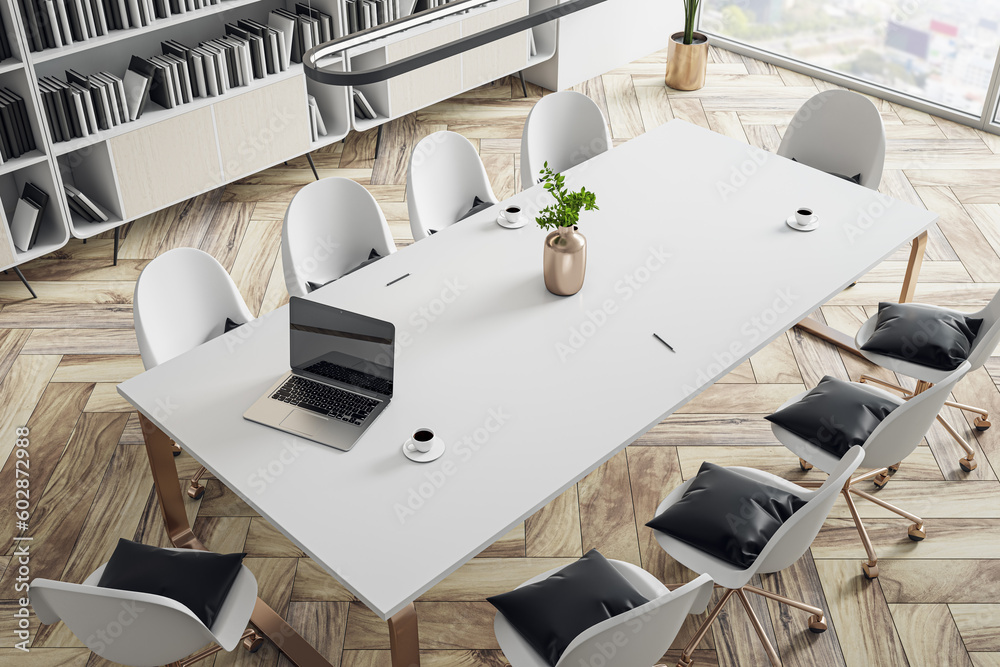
[777,90,886,190]
[281,177,396,297]
[406,131,497,241]
[751,446,866,575]
[968,287,1000,370]
[555,573,715,667]
[520,91,612,190]
[30,562,257,667]
[133,248,254,369]
[861,361,971,468]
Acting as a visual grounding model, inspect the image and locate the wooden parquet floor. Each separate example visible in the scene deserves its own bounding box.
[2,45,1000,667]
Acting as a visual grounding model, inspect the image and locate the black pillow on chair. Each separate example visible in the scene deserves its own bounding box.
[646,462,806,569]
[224,318,244,333]
[860,302,982,371]
[97,539,246,629]
[306,249,382,293]
[765,376,898,456]
[487,549,650,666]
[457,196,493,222]
[790,158,861,184]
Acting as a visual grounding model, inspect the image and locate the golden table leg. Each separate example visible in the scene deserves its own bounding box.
[389,603,421,667]
[795,231,928,357]
[139,414,397,667]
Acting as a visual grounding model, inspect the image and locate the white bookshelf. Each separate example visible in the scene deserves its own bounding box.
[0,0,559,279]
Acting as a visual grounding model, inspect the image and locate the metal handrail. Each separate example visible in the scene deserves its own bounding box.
[302,0,607,86]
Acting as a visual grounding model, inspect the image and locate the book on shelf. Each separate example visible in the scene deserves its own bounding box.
[307,94,327,142]
[9,182,48,253]
[0,87,37,163]
[352,89,377,120]
[64,183,110,222]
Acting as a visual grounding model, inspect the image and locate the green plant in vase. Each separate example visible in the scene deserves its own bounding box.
[536,162,598,296]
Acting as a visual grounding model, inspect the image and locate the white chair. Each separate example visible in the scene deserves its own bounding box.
[30,549,261,667]
[519,91,612,190]
[854,289,1000,473]
[494,563,714,667]
[406,131,498,241]
[134,247,253,499]
[777,90,886,190]
[281,177,396,298]
[653,447,866,667]
[773,362,970,580]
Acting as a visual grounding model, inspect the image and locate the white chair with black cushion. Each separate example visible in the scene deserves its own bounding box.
[281,177,396,298]
[490,549,714,667]
[777,90,886,190]
[767,363,970,579]
[647,447,866,667]
[30,539,261,667]
[520,91,612,190]
[853,290,1000,472]
[134,247,254,499]
[406,131,498,241]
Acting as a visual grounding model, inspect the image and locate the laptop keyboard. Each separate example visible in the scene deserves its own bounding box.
[304,360,393,396]
[271,376,379,425]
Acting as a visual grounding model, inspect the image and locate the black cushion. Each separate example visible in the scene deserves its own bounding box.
[646,462,806,569]
[224,318,244,333]
[860,302,982,371]
[791,157,861,184]
[306,249,382,293]
[765,376,898,456]
[457,196,493,222]
[97,539,246,629]
[487,550,649,666]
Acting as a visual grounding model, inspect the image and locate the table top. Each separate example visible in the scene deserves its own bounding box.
[119,120,938,619]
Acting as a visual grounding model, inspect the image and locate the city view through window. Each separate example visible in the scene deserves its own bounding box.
[701,0,1000,118]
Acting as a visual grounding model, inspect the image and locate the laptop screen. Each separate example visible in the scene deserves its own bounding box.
[289,297,395,397]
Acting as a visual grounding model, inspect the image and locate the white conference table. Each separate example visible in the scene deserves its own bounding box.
[119,120,937,667]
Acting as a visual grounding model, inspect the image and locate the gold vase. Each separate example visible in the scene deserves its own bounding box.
[543,226,586,296]
[665,31,708,91]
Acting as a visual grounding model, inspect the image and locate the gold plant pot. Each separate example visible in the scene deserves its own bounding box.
[665,31,708,91]
[543,226,587,296]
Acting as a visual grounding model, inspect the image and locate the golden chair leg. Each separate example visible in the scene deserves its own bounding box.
[843,487,880,579]
[858,375,913,397]
[849,486,926,541]
[942,400,990,427]
[187,466,208,500]
[735,589,781,667]
[799,458,813,471]
[935,414,978,471]
[677,588,736,667]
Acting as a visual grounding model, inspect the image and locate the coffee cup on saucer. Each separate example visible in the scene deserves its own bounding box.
[503,206,522,224]
[403,428,445,462]
[794,207,815,227]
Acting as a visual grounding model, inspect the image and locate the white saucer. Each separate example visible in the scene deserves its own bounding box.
[496,211,527,229]
[786,215,819,232]
[402,438,446,463]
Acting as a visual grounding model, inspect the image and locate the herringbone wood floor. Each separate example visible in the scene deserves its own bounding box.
[2,44,1000,667]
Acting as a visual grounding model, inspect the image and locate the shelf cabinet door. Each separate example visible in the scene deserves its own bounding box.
[462,0,529,90]
[215,76,311,181]
[110,107,222,220]
[386,22,462,117]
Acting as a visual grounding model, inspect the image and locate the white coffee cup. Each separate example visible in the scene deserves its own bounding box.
[406,428,437,453]
[503,206,522,224]
[794,207,815,226]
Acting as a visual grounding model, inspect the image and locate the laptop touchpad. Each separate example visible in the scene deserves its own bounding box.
[280,411,330,436]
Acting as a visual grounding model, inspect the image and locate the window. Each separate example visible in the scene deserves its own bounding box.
[701,0,1000,118]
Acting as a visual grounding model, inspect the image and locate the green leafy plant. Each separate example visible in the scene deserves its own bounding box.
[683,0,701,45]
[534,162,599,231]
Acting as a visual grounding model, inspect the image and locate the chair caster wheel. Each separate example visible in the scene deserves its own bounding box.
[187,483,205,500]
[862,562,879,579]
[907,524,926,541]
[975,417,991,431]
[244,632,264,653]
[887,463,900,476]
[171,443,182,457]
[808,614,827,633]
[873,473,890,489]
[676,656,694,667]
[799,458,813,471]
[960,457,978,473]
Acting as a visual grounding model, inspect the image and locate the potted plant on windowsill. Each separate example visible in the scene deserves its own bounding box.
[665,0,708,91]
[536,163,599,297]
